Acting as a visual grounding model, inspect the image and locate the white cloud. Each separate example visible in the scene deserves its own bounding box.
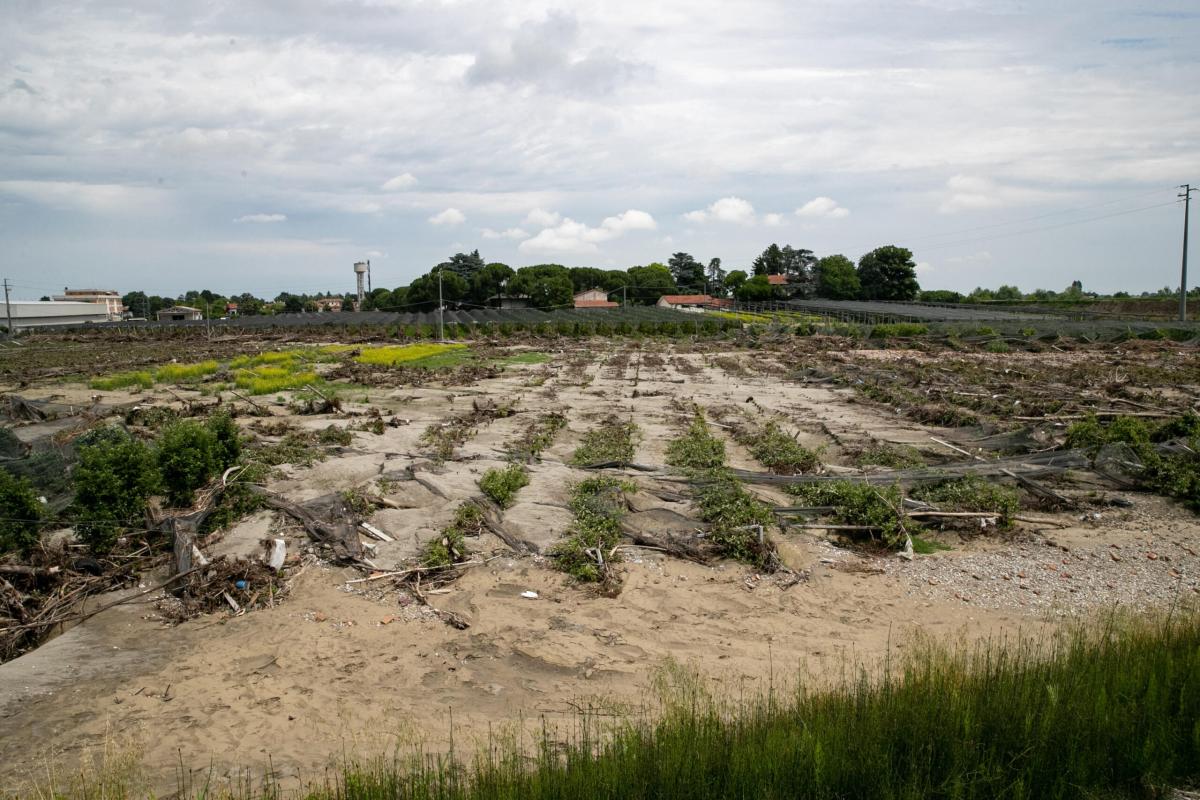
[915,261,934,276]
[380,173,417,191]
[524,208,562,227]
[428,207,465,226]
[795,197,850,219]
[683,196,757,225]
[937,176,1063,214]
[599,209,656,234]
[481,227,530,240]
[762,212,785,226]
[234,213,287,224]
[0,180,166,214]
[519,208,657,255]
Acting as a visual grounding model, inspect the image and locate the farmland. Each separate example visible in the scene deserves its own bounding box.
[0,316,1198,798]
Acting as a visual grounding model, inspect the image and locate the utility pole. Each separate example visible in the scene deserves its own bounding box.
[1180,184,1195,322]
[437,270,445,342]
[622,285,627,308]
[3,279,12,338]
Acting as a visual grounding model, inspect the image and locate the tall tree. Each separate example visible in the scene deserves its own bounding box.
[436,250,486,281]
[471,262,515,305]
[667,252,706,290]
[625,263,677,304]
[509,264,574,309]
[856,246,920,301]
[706,257,726,289]
[724,270,748,293]
[752,244,784,275]
[813,254,860,300]
[734,274,775,301]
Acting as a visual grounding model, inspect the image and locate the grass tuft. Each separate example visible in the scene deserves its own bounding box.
[154,360,220,383]
[479,463,530,508]
[571,416,640,466]
[356,343,469,368]
[666,410,726,471]
[89,370,154,391]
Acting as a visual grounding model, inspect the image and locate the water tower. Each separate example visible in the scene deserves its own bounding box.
[353,261,370,310]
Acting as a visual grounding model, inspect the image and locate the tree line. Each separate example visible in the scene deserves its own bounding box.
[109,243,927,318]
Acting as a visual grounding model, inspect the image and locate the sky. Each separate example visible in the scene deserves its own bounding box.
[1,0,1198,299]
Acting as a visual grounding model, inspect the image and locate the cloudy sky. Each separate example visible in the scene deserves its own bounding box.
[2,0,1198,299]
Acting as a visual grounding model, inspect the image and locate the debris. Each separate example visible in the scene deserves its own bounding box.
[359,522,394,543]
[521,590,539,599]
[268,539,287,570]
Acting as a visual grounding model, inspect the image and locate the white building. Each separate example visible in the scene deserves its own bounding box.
[51,289,124,321]
[5,301,110,330]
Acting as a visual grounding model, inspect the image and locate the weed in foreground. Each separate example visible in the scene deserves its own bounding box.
[737,420,820,474]
[89,370,154,391]
[855,442,925,469]
[505,412,567,462]
[281,611,1200,800]
[692,469,778,568]
[154,360,220,383]
[420,503,484,568]
[479,463,530,508]
[787,480,911,548]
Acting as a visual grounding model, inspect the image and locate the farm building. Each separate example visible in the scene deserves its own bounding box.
[5,301,110,330]
[657,294,718,312]
[573,288,617,309]
[485,294,531,309]
[314,297,343,313]
[156,305,203,322]
[51,288,124,320]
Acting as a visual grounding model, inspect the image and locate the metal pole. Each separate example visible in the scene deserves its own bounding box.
[3,279,11,338]
[1181,184,1195,322]
[438,270,445,341]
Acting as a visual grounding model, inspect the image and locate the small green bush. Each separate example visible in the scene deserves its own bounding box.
[479,463,530,508]
[984,339,1011,353]
[855,443,924,469]
[157,420,219,507]
[911,475,1020,526]
[207,412,242,470]
[870,322,928,338]
[693,469,776,566]
[0,470,42,554]
[420,503,484,567]
[550,477,630,585]
[743,421,820,474]
[787,481,909,547]
[1067,413,1200,511]
[666,412,726,471]
[73,428,159,553]
[571,417,639,466]
[89,370,154,391]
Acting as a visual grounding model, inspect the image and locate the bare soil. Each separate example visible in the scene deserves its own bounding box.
[0,336,1197,795]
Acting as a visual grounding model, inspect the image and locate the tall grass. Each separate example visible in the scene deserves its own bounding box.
[154,360,220,383]
[356,343,469,367]
[89,370,155,391]
[301,610,1200,800]
[233,366,320,395]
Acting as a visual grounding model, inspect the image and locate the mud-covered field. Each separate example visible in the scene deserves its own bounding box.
[0,331,1197,795]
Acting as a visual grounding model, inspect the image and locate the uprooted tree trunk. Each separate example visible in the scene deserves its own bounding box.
[471,496,540,554]
[248,487,366,565]
[618,507,721,564]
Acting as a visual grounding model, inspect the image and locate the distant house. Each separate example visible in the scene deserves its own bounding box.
[573,288,617,309]
[657,294,718,312]
[52,288,124,321]
[225,302,239,317]
[6,301,110,330]
[156,305,203,322]
[485,294,531,309]
[314,297,343,313]
[766,274,788,286]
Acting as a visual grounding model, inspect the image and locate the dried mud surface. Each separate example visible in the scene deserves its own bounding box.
[0,337,1197,794]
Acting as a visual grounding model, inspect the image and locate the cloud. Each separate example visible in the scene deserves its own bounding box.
[519,208,657,255]
[915,261,934,276]
[234,212,287,224]
[937,175,1064,214]
[683,197,757,225]
[428,207,465,226]
[481,226,530,240]
[465,11,644,95]
[380,173,417,191]
[762,212,785,226]
[795,197,850,219]
[524,208,562,227]
[0,180,167,214]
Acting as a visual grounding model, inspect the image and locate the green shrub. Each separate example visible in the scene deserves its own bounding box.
[666,412,726,471]
[73,428,160,553]
[156,420,219,507]
[911,475,1020,526]
[479,463,530,508]
[0,470,42,554]
[155,360,220,383]
[571,417,639,466]
[1068,413,1200,511]
[870,322,928,338]
[855,443,924,469]
[206,412,241,470]
[984,339,1011,353]
[550,477,630,585]
[420,503,484,567]
[787,481,909,547]
[693,469,775,566]
[742,421,820,474]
